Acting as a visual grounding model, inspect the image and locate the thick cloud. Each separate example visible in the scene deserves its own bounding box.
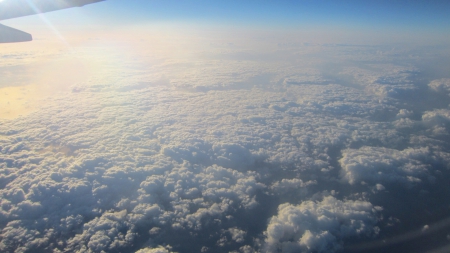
[264,196,380,253]
[339,147,432,186]
[429,78,450,94]
[340,66,420,98]
[422,109,450,135]
[136,247,174,253]
[0,34,449,253]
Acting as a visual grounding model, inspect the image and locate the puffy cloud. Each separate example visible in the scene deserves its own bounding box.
[228,228,247,243]
[428,78,450,94]
[270,178,316,195]
[136,246,174,253]
[339,146,433,185]
[264,196,379,253]
[422,109,450,136]
[422,109,450,124]
[396,109,413,119]
[339,66,420,98]
[0,34,449,253]
[375,184,385,191]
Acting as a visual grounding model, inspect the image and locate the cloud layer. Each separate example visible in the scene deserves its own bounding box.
[1,34,450,253]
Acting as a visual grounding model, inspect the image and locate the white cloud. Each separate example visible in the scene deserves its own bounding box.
[429,78,450,94]
[339,146,433,185]
[375,184,385,191]
[0,35,449,253]
[228,228,247,243]
[135,246,174,253]
[422,109,450,131]
[264,196,379,253]
[270,178,316,195]
[396,109,413,119]
[340,66,420,98]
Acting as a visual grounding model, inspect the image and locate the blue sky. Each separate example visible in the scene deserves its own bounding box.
[4,0,450,27]
[2,0,449,42]
[85,0,450,30]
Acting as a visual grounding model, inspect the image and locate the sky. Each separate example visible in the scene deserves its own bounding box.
[1,1,450,253]
[103,0,450,29]
[2,0,450,44]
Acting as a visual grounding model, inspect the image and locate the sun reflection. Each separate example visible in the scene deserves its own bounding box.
[0,85,36,119]
[23,0,72,48]
[0,34,147,120]
[0,46,91,119]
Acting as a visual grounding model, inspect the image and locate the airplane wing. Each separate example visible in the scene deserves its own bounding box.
[0,0,104,43]
[0,23,32,43]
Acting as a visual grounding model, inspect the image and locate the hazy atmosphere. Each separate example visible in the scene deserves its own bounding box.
[1,1,450,253]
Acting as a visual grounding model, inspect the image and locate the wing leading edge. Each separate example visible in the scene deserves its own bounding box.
[0,0,105,43]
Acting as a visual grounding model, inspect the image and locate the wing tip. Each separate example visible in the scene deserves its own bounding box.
[0,24,32,43]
